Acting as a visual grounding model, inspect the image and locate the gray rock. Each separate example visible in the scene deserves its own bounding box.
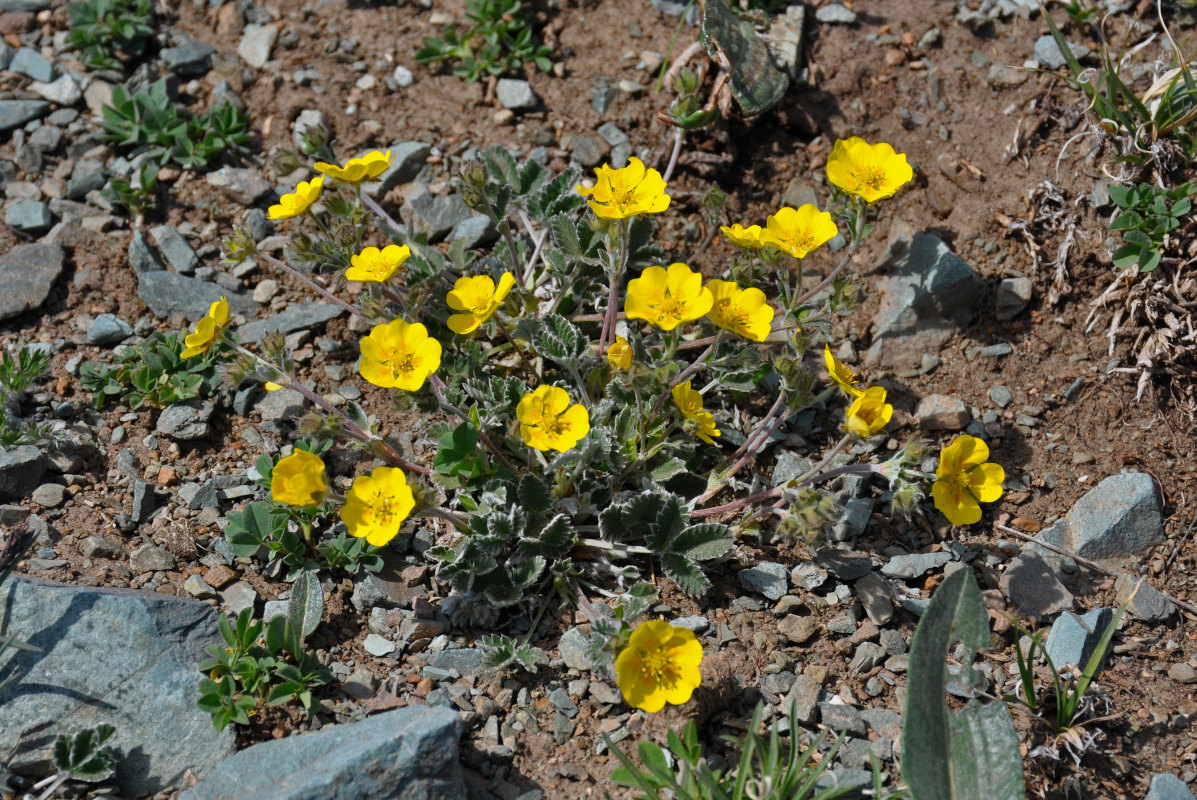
[131,480,156,522]
[1034,34,1089,70]
[254,386,304,422]
[29,74,82,106]
[6,199,53,234]
[182,706,464,800]
[363,633,395,657]
[915,394,970,430]
[67,165,106,199]
[129,230,165,274]
[237,302,345,344]
[761,4,806,80]
[130,543,176,573]
[815,547,873,581]
[0,100,50,131]
[0,577,234,795]
[0,42,9,71]
[219,581,258,616]
[854,573,894,625]
[989,384,1013,408]
[156,400,215,441]
[207,166,273,205]
[738,562,789,600]
[849,642,887,673]
[450,215,498,249]
[138,271,254,320]
[291,109,332,152]
[831,497,873,542]
[1115,574,1175,622]
[427,647,485,677]
[1044,608,1112,671]
[367,141,432,194]
[184,575,217,599]
[162,38,216,76]
[238,23,279,69]
[597,122,630,147]
[0,243,64,321]
[570,134,609,168]
[0,445,47,500]
[1169,663,1197,684]
[996,277,1033,320]
[495,79,539,110]
[10,47,55,82]
[87,313,133,345]
[672,615,710,634]
[783,675,822,725]
[980,343,1013,358]
[149,225,199,274]
[987,64,1029,88]
[1000,554,1073,618]
[558,626,593,671]
[815,3,856,23]
[1145,774,1197,800]
[0,0,49,9]
[881,552,953,579]
[818,702,867,736]
[30,483,65,508]
[778,614,816,644]
[80,535,121,559]
[791,562,828,591]
[182,481,219,511]
[1035,472,1163,561]
[866,234,984,367]
[407,193,471,242]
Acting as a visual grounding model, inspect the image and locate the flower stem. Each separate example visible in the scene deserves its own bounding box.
[599,219,631,350]
[493,315,538,383]
[361,191,407,238]
[258,252,363,320]
[648,333,721,421]
[661,128,685,183]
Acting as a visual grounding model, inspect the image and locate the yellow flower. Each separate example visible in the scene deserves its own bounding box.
[824,344,864,398]
[607,335,633,370]
[268,176,324,220]
[625,263,714,332]
[615,620,703,713]
[181,297,229,359]
[825,137,913,204]
[932,434,1005,526]
[446,272,517,335]
[341,466,415,547]
[271,449,327,508]
[516,385,590,452]
[576,157,670,219]
[672,381,720,444]
[705,280,774,342]
[843,386,892,438]
[758,205,838,259]
[314,150,392,185]
[359,319,442,391]
[721,223,763,248]
[346,244,411,283]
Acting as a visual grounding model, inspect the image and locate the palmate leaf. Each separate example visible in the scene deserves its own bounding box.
[530,314,588,366]
[53,724,117,782]
[518,513,575,559]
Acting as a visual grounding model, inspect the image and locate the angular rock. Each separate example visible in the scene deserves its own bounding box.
[366,141,432,194]
[219,581,258,616]
[29,74,81,106]
[407,193,470,242]
[156,400,215,441]
[854,573,894,625]
[6,198,53,234]
[495,78,538,110]
[1000,554,1073,618]
[738,562,788,600]
[783,675,822,725]
[162,37,216,76]
[558,626,593,671]
[138,271,254,320]
[1044,608,1112,671]
[237,23,278,69]
[1034,34,1089,70]
[1035,472,1163,561]
[180,707,465,800]
[207,166,273,205]
[291,108,331,152]
[129,230,165,274]
[451,215,498,249]
[0,100,50,131]
[1115,574,1175,622]
[914,394,970,430]
[130,542,176,573]
[149,224,199,274]
[87,313,133,345]
[427,647,485,677]
[0,445,47,500]
[849,642,886,673]
[987,64,1029,88]
[778,614,816,644]
[237,302,344,344]
[881,552,953,579]
[1145,773,1196,800]
[831,497,873,542]
[0,243,63,321]
[815,3,856,23]
[0,577,235,795]
[9,47,54,81]
[815,547,873,581]
[996,277,1033,320]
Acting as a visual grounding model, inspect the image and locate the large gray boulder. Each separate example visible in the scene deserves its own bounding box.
[0,244,65,322]
[0,577,235,796]
[1035,472,1164,561]
[180,706,466,800]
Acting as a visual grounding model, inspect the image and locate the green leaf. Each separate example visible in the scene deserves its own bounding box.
[548,214,583,256]
[660,552,711,597]
[1112,243,1143,270]
[671,523,734,561]
[1108,184,1132,207]
[530,314,588,366]
[1139,248,1162,273]
[901,568,1024,800]
[225,501,276,556]
[1109,210,1142,231]
[288,570,323,642]
[650,457,690,482]
[700,0,789,116]
[517,474,552,515]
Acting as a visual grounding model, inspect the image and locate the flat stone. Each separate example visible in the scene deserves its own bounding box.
[30,483,64,508]
[854,573,894,625]
[87,313,133,345]
[558,626,593,671]
[1044,608,1112,670]
[815,547,872,581]
[427,647,485,677]
[9,47,54,81]
[129,230,165,274]
[1168,663,1197,684]
[149,225,199,274]
[291,108,331,151]
[738,561,789,600]
[987,64,1029,88]
[131,480,155,522]
[207,166,273,205]
[83,80,114,116]
[778,614,817,644]
[818,702,867,736]
[137,271,255,320]
[989,384,1013,408]
[219,581,258,616]
[570,134,609,168]
[451,215,498,249]
[363,633,395,656]
[849,642,887,673]
[130,543,176,573]
[183,575,217,599]
[1034,34,1089,69]
[495,78,538,110]
[0,445,47,500]
[1115,574,1175,622]
[832,497,873,542]
[162,37,215,76]
[407,193,471,242]
[1145,774,1197,800]
[180,707,465,800]
[1000,554,1073,618]
[0,577,234,795]
[915,394,970,430]
[815,3,856,23]
[28,74,81,106]
[0,99,50,131]
[156,400,215,441]
[237,302,344,344]
[881,552,953,579]
[996,277,1033,320]
[1035,472,1164,561]
[6,199,53,234]
[79,535,121,559]
[783,675,822,725]
[366,141,431,194]
[672,615,710,634]
[238,23,278,69]
[0,0,49,10]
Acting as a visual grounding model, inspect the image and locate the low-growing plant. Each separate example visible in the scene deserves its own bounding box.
[608,701,852,800]
[0,346,53,446]
[1108,181,1193,272]
[101,80,252,171]
[80,330,225,410]
[197,572,330,730]
[102,160,159,218]
[67,0,154,71]
[31,724,118,800]
[415,0,552,81]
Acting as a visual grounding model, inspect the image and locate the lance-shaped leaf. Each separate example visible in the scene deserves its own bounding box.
[288,569,323,643]
[700,0,790,117]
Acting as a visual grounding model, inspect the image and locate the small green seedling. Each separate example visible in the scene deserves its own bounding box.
[68,0,153,71]
[415,0,552,82]
[1109,182,1194,273]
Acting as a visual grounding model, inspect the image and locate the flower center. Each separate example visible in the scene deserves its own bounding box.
[638,648,679,687]
[374,495,396,525]
[612,187,636,209]
[855,166,886,192]
[541,412,567,438]
[660,297,688,321]
[388,351,416,376]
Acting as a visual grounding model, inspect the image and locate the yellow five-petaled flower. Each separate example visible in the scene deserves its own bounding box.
[672,381,720,444]
[824,344,864,398]
[826,137,913,204]
[720,223,763,249]
[706,280,774,342]
[576,157,670,219]
[346,244,411,283]
[341,466,415,546]
[446,272,517,335]
[181,297,229,359]
[271,449,328,508]
[359,319,442,391]
[932,434,1005,526]
[268,176,324,220]
[516,385,590,452]
[314,150,392,185]
[843,386,892,439]
[615,620,703,713]
[607,335,633,370]
[759,205,838,260]
[625,263,713,332]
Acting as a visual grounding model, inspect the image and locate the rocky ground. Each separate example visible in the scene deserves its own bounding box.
[3,0,1197,797]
